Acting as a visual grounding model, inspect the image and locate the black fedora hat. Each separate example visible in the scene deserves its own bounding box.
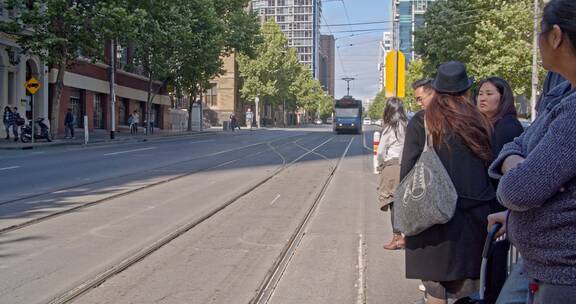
[432,61,474,94]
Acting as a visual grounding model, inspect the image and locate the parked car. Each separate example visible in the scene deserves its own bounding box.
[314,118,323,125]
[375,119,383,126]
[363,117,372,125]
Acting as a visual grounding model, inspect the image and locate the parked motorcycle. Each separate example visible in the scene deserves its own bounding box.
[20,118,52,143]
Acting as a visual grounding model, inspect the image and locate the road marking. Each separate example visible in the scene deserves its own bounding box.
[0,166,20,171]
[269,194,281,206]
[186,139,215,144]
[104,147,157,156]
[356,233,367,304]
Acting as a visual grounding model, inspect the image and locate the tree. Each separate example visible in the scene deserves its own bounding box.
[238,21,292,124]
[367,91,386,120]
[1,0,104,134]
[404,58,426,112]
[466,0,534,96]
[415,0,542,99]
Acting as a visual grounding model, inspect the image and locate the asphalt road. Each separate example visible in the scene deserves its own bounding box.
[0,127,421,304]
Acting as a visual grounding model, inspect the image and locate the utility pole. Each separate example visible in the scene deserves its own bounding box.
[342,77,355,96]
[109,39,117,139]
[530,0,540,121]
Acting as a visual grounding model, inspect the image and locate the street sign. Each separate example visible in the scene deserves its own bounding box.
[25,77,41,95]
[385,51,406,98]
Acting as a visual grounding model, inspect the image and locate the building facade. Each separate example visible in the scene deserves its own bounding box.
[319,34,335,97]
[378,32,393,92]
[0,8,50,139]
[392,0,435,62]
[204,54,240,126]
[251,0,322,79]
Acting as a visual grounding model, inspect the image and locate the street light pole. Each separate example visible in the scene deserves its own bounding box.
[109,39,117,139]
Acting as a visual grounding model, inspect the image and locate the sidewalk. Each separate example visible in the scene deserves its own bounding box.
[0,127,219,150]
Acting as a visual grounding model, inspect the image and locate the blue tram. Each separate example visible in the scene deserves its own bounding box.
[333,96,363,134]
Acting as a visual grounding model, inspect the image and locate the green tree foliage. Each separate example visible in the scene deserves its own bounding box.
[414,0,483,76]
[367,90,386,120]
[238,21,332,124]
[466,0,533,96]
[415,0,540,98]
[404,58,426,112]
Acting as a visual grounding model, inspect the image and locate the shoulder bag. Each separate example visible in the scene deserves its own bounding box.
[393,120,458,236]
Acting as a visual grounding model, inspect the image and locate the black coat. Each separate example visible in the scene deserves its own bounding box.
[492,114,524,159]
[400,111,496,282]
[489,114,524,213]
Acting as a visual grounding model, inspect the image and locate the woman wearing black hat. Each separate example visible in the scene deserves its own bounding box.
[401,61,497,303]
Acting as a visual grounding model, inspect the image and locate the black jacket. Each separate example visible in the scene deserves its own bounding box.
[492,114,524,159]
[400,110,497,281]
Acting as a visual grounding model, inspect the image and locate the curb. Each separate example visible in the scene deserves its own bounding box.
[0,131,214,150]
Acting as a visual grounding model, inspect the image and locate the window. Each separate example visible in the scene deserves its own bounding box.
[93,94,105,129]
[206,84,218,107]
[69,89,85,128]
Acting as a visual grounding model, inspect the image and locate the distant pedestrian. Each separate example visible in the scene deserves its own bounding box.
[246,108,254,130]
[3,106,14,140]
[130,110,139,135]
[13,107,22,141]
[230,114,239,131]
[64,108,75,139]
[402,62,496,304]
[376,98,408,250]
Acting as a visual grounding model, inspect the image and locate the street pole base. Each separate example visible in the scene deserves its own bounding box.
[110,131,115,140]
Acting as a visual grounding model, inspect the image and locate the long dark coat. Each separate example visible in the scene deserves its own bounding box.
[400,111,496,282]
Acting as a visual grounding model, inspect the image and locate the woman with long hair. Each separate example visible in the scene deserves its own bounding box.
[402,61,497,304]
[488,0,576,302]
[474,77,524,158]
[376,97,408,250]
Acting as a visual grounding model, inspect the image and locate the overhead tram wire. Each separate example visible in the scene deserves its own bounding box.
[321,12,349,76]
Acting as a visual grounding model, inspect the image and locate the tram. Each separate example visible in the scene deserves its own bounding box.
[333,96,363,134]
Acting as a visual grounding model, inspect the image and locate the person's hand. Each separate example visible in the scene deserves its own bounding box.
[487,211,509,238]
[501,155,525,174]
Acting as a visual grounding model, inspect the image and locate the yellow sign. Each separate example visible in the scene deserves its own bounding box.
[25,77,41,95]
[385,51,406,98]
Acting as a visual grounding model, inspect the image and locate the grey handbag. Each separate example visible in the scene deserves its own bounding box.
[393,121,458,236]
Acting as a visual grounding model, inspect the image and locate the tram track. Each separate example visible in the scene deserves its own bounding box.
[251,136,355,304]
[47,134,340,304]
[0,133,321,236]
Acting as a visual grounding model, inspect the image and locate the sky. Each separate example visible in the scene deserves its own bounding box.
[321,0,392,102]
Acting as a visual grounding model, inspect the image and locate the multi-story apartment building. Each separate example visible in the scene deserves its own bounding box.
[392,0,435,62]
[251,0,322,79]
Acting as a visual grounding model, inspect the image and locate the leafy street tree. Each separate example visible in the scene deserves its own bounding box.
[239,21,331,126]
[414,0,482,76]
[404,58,425,112]
[367,90,386,120]
[415,0,541,99]
[465,0,534,97]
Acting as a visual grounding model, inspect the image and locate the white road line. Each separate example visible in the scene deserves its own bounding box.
[104,147,157,156]
[269,194,281,206]
[356,233,367,304]
[0,166,20,171]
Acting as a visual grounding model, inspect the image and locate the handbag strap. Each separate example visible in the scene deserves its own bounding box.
[423,115,433,152]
